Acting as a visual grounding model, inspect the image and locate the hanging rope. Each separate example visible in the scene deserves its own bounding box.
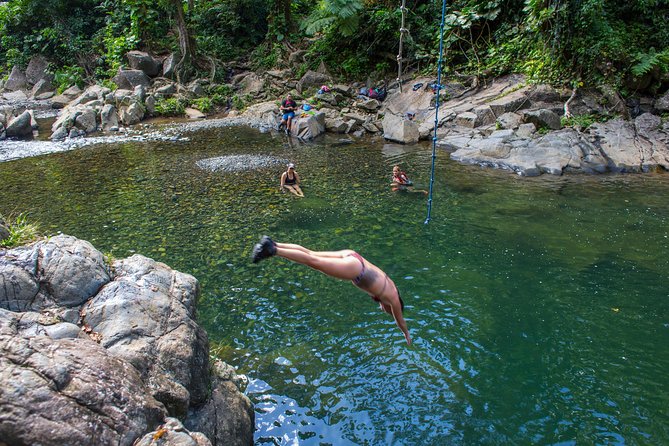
[396,0,408,93]
[424,0,448,225]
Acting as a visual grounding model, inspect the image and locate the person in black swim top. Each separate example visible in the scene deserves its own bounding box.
[280,163,304,197]
[251,236,411,345]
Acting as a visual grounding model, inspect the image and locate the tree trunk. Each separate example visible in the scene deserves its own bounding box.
[168,0,197,81]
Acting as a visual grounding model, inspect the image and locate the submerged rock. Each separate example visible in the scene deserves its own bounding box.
[197,154,287,172]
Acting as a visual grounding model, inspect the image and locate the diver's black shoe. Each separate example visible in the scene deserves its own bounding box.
[252,236,276,263]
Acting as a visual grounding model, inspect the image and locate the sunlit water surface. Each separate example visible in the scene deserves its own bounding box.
[1,126,668,445]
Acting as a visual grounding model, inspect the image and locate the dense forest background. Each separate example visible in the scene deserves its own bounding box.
[1,0,668,94]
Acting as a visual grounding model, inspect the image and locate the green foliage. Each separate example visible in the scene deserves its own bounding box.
[0,213,41,248]
[302,0,363,37]
[53,65,85,93]
[154,97,186,116]
[191,97,213,114]
[561,113,610,130]
[631,48,669,77]
[231,94,249,110]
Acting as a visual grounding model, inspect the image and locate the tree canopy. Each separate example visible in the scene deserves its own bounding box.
[1,0,668,92]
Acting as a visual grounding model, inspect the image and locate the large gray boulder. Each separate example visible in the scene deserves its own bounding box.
[83,254,208,416]
[112,68,151,91]
[4,66,27,91]
[443,128,609,176]
[383,113,419,143]
[101,104,119,131]
[126,51,162,77]
[523,109,562,130]
[588,116,669,172]
[25,55,51,85]
[0,235,254,445]
[242,100,281,128]
[119,102,145,125]
[290,111,326,139]
[5,111,33,138]
[30,78,54,98]
[185,361,254,446]
[74,107,99,133]
[51,85,83,109]
[296,70,331,94]
[0,310,167,446]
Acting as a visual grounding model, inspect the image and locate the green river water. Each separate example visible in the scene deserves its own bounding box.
[1,125,668,445]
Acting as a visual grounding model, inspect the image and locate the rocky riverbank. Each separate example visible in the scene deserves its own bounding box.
[0,234,254,445]
[1,52,668,175]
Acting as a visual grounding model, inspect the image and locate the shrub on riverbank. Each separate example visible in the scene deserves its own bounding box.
[0,213,41,248]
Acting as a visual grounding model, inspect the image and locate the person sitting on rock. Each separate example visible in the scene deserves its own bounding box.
[279,94,297,134]
[280,163,304,197]
[251,236,411,345]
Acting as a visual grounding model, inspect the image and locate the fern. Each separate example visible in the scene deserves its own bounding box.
[302,0,363,37]
[632,47,669,77]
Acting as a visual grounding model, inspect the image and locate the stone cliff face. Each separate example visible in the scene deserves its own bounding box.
[0,234,254,446]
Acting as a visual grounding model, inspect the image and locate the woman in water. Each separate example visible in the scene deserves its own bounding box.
[251,236,411,345]
[391,165,427,194]
[280,163,304,197]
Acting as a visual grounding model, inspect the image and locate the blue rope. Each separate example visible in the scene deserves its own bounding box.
[424,0,448,225]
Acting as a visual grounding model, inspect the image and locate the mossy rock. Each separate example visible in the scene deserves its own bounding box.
[0,223,9,242]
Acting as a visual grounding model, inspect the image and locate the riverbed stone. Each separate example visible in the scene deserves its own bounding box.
[113,68,151,91]
[100,104,119,131]
[655,90,669,112]
[4,66,27,92]
[30,78,53,98]
[455,112,478,128]
[297,70,331,94]
[5,110,33,137]
[127,51,162,77]
[74,108,98,133]
[383,113,419,143]
[25,55,51,85]
[496,112,522,130]
[186,107,206,119]
[291,111,326,139]
[119,102,145,125]
[516,122,536,138]
[523,109,562,130]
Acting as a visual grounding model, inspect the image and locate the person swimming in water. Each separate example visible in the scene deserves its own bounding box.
[391,165,427,194]
[251,236,411,345]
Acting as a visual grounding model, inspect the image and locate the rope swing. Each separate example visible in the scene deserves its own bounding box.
[396,0,408,92]
[424,0,448,225]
